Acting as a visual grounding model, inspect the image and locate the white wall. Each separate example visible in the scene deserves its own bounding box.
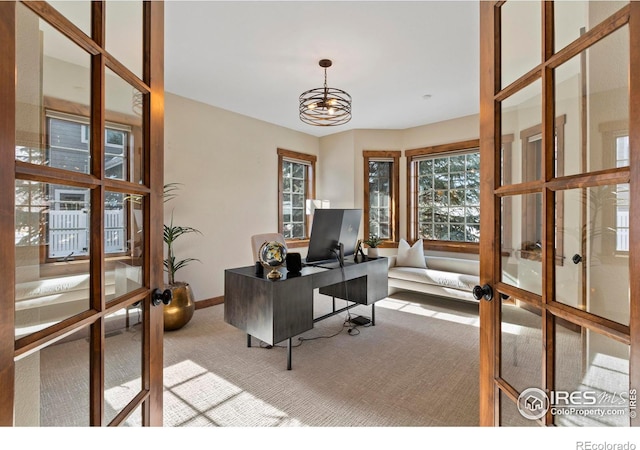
[164,93,319,300]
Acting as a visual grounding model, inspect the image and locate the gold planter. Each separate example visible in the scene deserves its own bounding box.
[163,282,195,331]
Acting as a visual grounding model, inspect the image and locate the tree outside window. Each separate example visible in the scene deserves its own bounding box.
[277,149,316,241]
[407,140,480,253]
[364,151,400,244]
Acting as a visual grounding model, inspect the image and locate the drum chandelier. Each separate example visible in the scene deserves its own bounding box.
[299,59,352,126]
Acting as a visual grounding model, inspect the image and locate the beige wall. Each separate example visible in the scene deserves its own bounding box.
[164,93,320,300]
[165,94,481,299]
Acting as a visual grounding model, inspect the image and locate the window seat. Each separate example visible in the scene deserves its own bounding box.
[387,255,480,302]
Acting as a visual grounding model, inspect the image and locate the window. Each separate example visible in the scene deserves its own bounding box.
[46,111,131,258]
[363,151,400,244]
[407,140,480,253]
[277,149,316,242]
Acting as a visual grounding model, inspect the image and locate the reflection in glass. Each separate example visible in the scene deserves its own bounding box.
[501,300,542,395]
[555,318,630,426]
[106,68,145,184]
[555,1,628,52]
[15,326,90,426]
[501,1,541,88]
[15,181,91,339]
[555,187,629,325]
[106,1,143,78]
[554,26,629,177]
[106,192,144,302]
[501,193,543,296]
[105,302,143,425]
[16,3,91,168]
[501,80,542,186]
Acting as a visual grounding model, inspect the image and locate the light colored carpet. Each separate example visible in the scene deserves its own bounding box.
[162,291,481,427]
[31,288,630,429]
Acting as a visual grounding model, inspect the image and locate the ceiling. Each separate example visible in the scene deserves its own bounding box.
[164,1,480,138]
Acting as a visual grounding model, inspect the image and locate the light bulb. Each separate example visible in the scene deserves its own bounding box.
[309,103,317,110]
[327,98,337,106]
[328,107,335,115]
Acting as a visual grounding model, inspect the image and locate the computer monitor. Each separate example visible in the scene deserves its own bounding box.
[305,209,362,264]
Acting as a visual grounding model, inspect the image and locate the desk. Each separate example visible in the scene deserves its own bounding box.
[224,257,388,369]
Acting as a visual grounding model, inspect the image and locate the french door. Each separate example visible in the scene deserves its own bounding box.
[479,1,639,426]
[0,1,165,426]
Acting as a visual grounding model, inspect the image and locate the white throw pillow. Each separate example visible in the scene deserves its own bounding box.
[396,239,426,268]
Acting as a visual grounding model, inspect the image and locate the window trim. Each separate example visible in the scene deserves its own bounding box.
[363,150,400,246]
[406,139,480,254]
[277,148,316,246]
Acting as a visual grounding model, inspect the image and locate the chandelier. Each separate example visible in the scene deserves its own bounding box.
[299,59,352,126]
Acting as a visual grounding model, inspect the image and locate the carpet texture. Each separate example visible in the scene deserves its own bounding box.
[162,292,481,427]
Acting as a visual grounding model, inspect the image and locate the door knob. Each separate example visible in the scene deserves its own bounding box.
[572,254,582,264]
[152,288,172,306]
[472,284,493,301]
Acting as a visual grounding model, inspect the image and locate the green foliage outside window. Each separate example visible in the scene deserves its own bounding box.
[417,151,480,243]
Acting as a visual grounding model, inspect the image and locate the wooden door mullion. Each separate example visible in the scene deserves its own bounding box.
[628,0,640,428]
[479,0,500,427]
[0,0,17,426]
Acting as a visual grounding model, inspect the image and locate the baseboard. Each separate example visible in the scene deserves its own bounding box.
[195,296,224,310]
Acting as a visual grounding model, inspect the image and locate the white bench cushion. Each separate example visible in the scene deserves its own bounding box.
[388,267,479,292]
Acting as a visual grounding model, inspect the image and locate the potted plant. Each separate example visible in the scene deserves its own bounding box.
[163,183,202,331]
[364,234,382,258]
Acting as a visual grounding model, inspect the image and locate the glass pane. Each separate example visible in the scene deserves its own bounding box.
[555,318,630,426]
[16,3,91,169]
[106,68,145,184]
[15,326,90,426]
[15,181,91,339]
[49,1,91,37]
[501,193,543,296]
[106,1,143,79]
[500,391,538,426]
[105,302,144,425]
[555,26,629,177]
[555,1,628,52]
[369,161,392,241]
[501,1,541,88]
[106,192,144,302]
[501,300,542,394]
[124,404,142,427]
[555,187,629,325]
[501,80,542,185]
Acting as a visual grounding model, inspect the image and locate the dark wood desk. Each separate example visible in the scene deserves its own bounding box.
[224,257,388,369]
